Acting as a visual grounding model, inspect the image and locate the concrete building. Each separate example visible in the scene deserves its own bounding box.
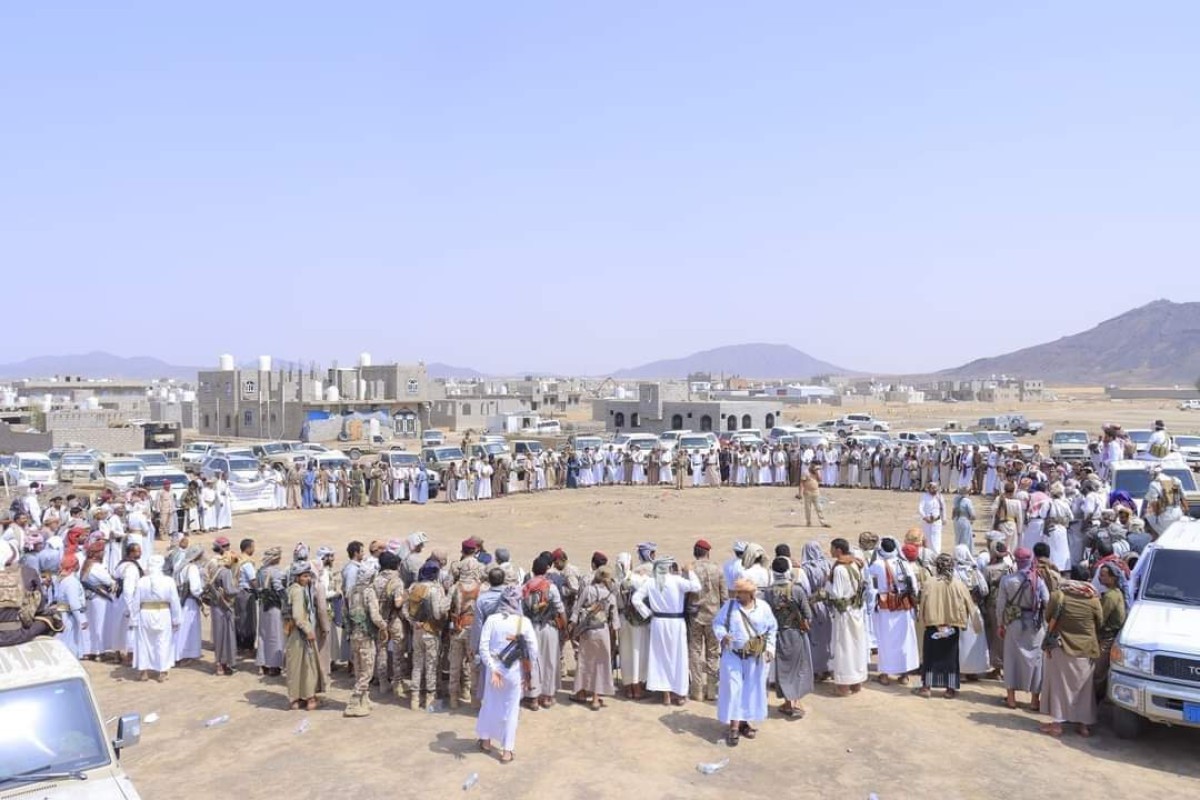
[12,378,154,417]
[592,383,786,434]
[430,396,531,432]
[196,355,431,442]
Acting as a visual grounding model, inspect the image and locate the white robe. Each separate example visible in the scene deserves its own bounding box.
[918,493,946,554]
[618,571,652,684]
[130,571,181,672]
[867,559,920,675]
[215,480,233,528]
[200,488,217,530]
[476,610,540,752]
[713,598,778,723]
[828,561,868,685]
[174,563,204,659]
[104,561,140,654]
[632,572,702,696]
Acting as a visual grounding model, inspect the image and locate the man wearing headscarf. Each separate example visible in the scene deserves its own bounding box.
[866,537,920,686]
[1039,579,1103,737]
[686,539,726,702]
[632,556,701,705]
[476,585,539,764]
[916,553,973,698]
[795,541,834,680]
[740,544,770,592]
[210,551,238,676]
[495,547,522,586]
[54,554,88,658]
[344,559,385,718]
[372,551,408,698]
[993,482,1026,554]
[256,547,287,676]
[995,547,1049,710]
[401,532,428,587]
[953,544,990,677]
[724,541,748,591]
[980,539,1012,678]
[285,560,325,710]
[403,560,450,710]
[235,538,258,653]
[918,482,946,554]
[448,540,486,709]
[568,564,620,710]
[797,465,831,528]
[129,554,181,682]
[521,554,566,710]
[1044,482,1073,572]
[763,557,813,718]
[615,551,652,698]
[173,544,205,662]
[713,575,778,746]
[826,539,867,696]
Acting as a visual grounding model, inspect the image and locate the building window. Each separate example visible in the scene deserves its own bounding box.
[765,413,775,429]
[203,413,210,429]
[269,412,277,424]
[614,412,625,427]
[700,415,712,432]
[631,412,640,428]
[224,414,232,430]
[670,414,683,430]
[407,379,420,395]
[243,410,253,426]
[727,416,738,431]
[741,414,752,430]
[462,403,471,416]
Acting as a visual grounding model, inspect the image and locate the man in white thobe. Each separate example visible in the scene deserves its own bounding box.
[918,483,946,554]
[866,539,920,684]
[827,538,868,696]
[632,558,701,704]
[130,554,181,681]
[723,541,748,591]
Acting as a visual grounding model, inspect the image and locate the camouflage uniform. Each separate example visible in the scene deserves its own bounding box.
[344,568,385,717]
[553,562,583,676]
[373,566,407,697]
[401,579,449,709]
[447,570,483,707]
[686,558,726,701]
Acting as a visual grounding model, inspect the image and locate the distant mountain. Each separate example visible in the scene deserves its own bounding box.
[426,362,487,380]
[941,300,1200,384]
[0,351,199,381]
[612,343,850,380]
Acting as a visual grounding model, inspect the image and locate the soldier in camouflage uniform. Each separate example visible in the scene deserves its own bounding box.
[447,543,485,708]
[551,548,582,676]
[401,560,450,710]
[373,551,408,698]
[343,563,386,717]
[686,539,727,701]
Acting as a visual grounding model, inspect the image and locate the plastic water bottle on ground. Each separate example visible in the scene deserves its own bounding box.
[462,773,479,791]
[696,758,729,775]
[427,698,446,713]
[295,718,310,734]
[144,712,159,724]
[204,714,230,728]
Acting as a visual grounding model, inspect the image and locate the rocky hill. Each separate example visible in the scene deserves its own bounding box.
[612,343,849,380]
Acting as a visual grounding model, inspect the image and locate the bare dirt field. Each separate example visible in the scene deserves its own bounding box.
[90,480,1200,800]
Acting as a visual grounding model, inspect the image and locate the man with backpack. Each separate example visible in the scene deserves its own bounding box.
[343,562,386,718]
[373,551,407,699]
[402,560,449,710]
[448,542,485,708]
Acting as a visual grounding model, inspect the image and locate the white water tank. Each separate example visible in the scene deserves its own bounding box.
[368,418,381,439]
[357,379,367,400]
[167,391,179,403]
[258,355,272,372]
[181,390,196,403]
[158,387,169,400]
[219,354,235,371]
[324,385,341,402]
[310,379,323,399]
[359,351,372,367]
[86,396,101,410]
[41,393,53,412]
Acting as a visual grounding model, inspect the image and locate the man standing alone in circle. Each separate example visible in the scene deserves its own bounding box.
[796,465,831,528]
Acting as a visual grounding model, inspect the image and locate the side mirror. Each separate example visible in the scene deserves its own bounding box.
[113,713,141,756]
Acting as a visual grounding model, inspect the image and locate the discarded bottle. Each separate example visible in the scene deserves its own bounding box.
[462,772,479,791]
[144,712,160,724]
[295,718,310,735]
[204,714,230,728]
[696,758,729,775]
[427,699,446,713]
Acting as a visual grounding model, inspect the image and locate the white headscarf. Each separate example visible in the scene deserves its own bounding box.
[653,557,675,591]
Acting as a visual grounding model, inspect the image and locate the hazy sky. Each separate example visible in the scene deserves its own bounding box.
[2,2,1197,375]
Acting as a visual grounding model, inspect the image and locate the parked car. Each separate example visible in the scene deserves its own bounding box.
[613,433,661,453]
[935,432,981,449]
[896,431,934,447]
[1108,521,1200,738]
[130,450,171,469]
[837,414,889,436]
[309,450,353,474]
[1108,457,1200,517]
[139,469,190,504]
[768,426,808,445]
[1173,435,1200,470]
[252,441,309,471]
[1127,429,1153,455]
[469,441,512,464]
[0,639,146,798]
[511,440,544,457]
[376,450,440,498]
[567,435,606,453]
[100,457,147,492]
[1007,414,1044,436]
[658,430,691,448]
[421,429,447,447]
[5,452,56,489]
[421,446,467,473]
[1180,400,1200,411]
[181,441,217,468]
[1050,430,1091,461]
[57,451,99,483]
[529,420,562,436]
[199,454,262,484]
[677,434,716,455]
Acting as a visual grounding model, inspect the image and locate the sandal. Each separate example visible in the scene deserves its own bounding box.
[1002,698,1018,710]
[726,729,740,747]
[914,688,932,698]
[499,751,514,764]
[1039,722,1063,738]
[570,694,589,705]
[738,722,757,740]
[305,698,319,711]
[478,739,492,753]
[878,675,892,686]
[590,698,605,710]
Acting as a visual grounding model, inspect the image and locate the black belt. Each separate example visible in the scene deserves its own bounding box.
[731,648,758,659]
[652,612,686,619]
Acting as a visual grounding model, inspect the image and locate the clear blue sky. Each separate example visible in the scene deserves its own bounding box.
[2,2,1197,375]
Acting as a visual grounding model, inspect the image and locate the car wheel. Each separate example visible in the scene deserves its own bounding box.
[874,425,884,432]
[1111,706,1144,740]
[348,448,362,461]
[428,487,439,499]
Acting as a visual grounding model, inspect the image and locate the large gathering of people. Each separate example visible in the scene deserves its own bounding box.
[0,413,1170,757]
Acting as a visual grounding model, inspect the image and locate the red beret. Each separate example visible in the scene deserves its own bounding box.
[695,539,712,552]
[552,548,566,560]
[901,544,919,561]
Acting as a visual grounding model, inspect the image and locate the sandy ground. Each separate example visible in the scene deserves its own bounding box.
[89,483,1200,800]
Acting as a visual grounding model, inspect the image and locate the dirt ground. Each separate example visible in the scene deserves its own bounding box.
[90,481,1200,799]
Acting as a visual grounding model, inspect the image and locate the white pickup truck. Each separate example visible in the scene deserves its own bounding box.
[0,638,144,796]
[1108,520,1200,738]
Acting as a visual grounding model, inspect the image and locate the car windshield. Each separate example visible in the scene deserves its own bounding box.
[483,443,506,454]
[1053,432,1088,443]
[135,453,168,466]
[321,459,350,470]
[1129,431,1152,443]
[0,678,110,784]
[1142,550,1200,605]
[60,455,94,466]
[990,433,1016,443]
[260,443,289,455]
[227,458,259,472]
[1113,468,1197,499]
[142,473,187,489]
[388,454,418,466]
[106,462,141,476]
[185,444,209,453]
[522,442,544,453]
[680,437,709,448]
[575,438,603,449]
[435,448,465,460]
[1175,436,1200,448]
[18,459,53,471]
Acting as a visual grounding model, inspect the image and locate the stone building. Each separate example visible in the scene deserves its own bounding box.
[592,383,785,434]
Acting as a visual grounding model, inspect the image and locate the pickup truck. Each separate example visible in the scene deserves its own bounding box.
[1108,520,1200,738]
[1008,415,1044,436]
[0,639,144,797]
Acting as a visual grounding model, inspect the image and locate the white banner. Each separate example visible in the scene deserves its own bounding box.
[227,479,276,513]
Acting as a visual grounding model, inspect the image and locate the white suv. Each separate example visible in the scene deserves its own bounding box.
[1109,521,1200,738]
[836,413,889,436]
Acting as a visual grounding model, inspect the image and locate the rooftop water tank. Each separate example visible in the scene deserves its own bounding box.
[181,390,196,403]
[85,396,101,410]
[359,352,372,367]
[219,354,235,371]
[324,385,341,402]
